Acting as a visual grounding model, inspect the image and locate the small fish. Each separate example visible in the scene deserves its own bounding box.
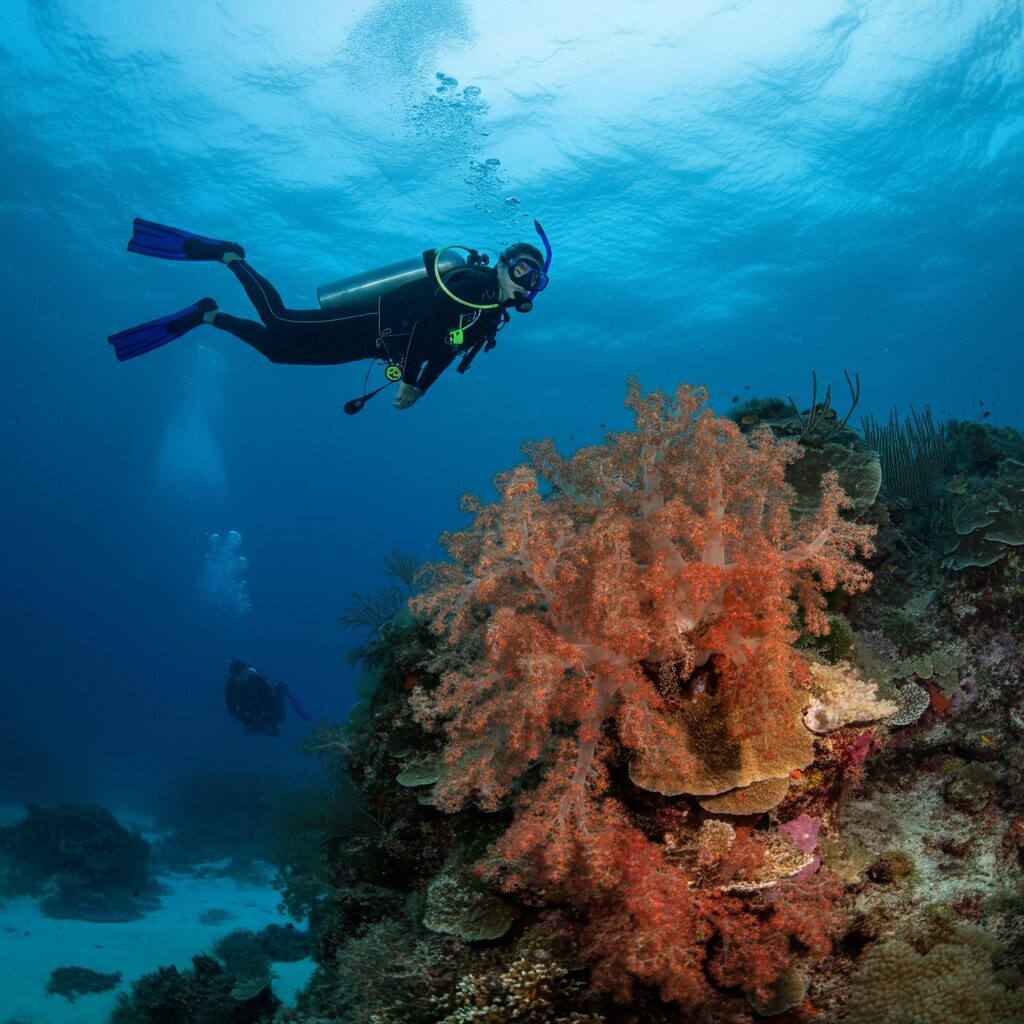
[982,411,991,419]
[979,734,995,746]
[731,395,739,403]
[744,384,750,390]
[741,414,759,426]
[823,408,837,420]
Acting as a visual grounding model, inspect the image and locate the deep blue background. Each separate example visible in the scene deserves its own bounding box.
[2,0,1021,809]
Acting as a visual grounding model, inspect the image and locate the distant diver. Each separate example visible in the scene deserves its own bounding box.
[223,660,314,737]
[108,217,552,412]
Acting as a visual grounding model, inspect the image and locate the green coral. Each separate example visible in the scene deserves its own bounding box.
[747,968,805,1017]
[397,753,446,788]
[210,929,273,1000]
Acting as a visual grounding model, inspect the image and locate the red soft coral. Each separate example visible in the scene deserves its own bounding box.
[412,380,872,1008]
[413,380,872,813]
[482,773,844,1010]
[483,777,714,1007]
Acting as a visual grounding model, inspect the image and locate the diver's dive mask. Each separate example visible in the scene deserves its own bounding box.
[507,256,548,294]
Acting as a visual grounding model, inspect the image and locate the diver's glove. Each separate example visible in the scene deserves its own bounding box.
[392,382,422,409]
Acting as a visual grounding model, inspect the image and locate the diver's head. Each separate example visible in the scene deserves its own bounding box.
[497,241,547,307]
[228,659,249,683]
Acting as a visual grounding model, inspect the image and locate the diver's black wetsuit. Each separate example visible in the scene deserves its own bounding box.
[211,254,508,394]
[225,664,286,737]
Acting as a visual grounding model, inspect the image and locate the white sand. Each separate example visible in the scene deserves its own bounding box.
[0,808,314,1023]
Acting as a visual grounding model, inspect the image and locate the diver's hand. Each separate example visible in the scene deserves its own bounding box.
[392,382,422,409]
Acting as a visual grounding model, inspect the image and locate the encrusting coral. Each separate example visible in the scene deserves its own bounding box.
[406,379,874,1011]
[844,927,1024,1024]
[423,872,517,941]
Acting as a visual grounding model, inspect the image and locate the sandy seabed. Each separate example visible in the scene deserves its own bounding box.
[0,807,314,1024]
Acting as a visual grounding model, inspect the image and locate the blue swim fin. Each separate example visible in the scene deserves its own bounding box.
[127,218,245,262]
[108,298,216,361]
[283,686,315,722]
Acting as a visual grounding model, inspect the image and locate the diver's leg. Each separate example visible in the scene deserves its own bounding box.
[206,308,379,365]
[227,260,334,324]
[207,260,383,364]
[205,310,290,361]
[226,259,288,318]
[207,260,329,361]
[227,260,380,328]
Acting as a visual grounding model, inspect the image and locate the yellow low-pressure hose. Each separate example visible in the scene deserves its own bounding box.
[433,246,500,310]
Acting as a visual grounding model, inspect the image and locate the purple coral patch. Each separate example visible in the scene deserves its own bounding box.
[779,813,821,854]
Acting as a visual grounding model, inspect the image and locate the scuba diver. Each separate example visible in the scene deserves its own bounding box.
[223,660,314,737]
[108,218,552,412]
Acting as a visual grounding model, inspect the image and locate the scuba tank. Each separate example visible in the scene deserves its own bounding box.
[317,250,467,312]
[320,220,550,313]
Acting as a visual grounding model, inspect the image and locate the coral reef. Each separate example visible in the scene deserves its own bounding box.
[110,954,280,1024]
[210,928,276,1000]
[255,922,310,962]
[423,872,517,941]
[0,803,158,921]
[267,381,1024,1023]
[425,957,605,1024]
[45,966,122,1001]
[400,380,872,1012]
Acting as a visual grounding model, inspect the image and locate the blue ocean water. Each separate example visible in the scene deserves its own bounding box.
[1,0,1021,810]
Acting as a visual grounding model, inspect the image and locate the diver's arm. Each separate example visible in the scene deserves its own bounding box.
[393,381,421,409]
[394,345,424,408]
[412,349,457,393]
[393,271,496,407]
[396,318,456,405]
[393,349,455,409]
